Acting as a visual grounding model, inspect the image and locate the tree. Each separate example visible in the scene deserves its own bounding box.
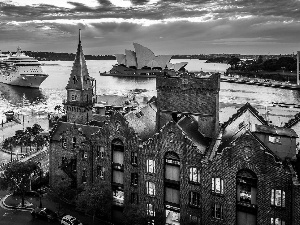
[76,183,112,222]
[33,134,46,151]
[48,179,71,214]
[0,161,39,207]
[228,57,241,70]
[31,123,44,135]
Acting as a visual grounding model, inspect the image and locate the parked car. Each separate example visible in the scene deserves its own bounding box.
[61,215,83,225]
[31,207,58,222]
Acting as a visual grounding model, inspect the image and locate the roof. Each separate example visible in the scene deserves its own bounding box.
[124,102,157,141]
[65,30,93,91]
[251,124,298,138]
[284,111,300,128]
[95,95,128,106]
[177,115,209,152]
[222,102,268,128]
[51,122,100,141]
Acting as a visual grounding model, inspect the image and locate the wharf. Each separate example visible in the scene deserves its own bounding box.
[221,77,300,90]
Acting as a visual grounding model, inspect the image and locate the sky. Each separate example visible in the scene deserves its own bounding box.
[1,0,300,55]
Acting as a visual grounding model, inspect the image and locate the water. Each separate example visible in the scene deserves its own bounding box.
[0,59,300,127]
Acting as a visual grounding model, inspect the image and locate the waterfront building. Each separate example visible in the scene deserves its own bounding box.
[49,32,300,225]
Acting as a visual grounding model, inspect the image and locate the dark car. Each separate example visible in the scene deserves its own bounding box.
[31,207,58,222]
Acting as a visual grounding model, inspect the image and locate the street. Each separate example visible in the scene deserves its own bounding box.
[0,191,60,225]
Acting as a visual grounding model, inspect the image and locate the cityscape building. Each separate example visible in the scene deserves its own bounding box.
[49,32,300,225]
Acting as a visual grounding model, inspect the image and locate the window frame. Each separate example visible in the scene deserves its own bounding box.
[189,191,200,208]
[131,152,138,166]
[131,173,138,186]
[189,167,201,184]
[211,177,224,195]
[146,203,155,217]
[146,159,155,174]
[211,203,223,220]
[146,181,156,196]
[271,189,285,207]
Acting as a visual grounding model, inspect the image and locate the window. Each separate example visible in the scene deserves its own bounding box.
[72,137,76,148]
[212,177,224,194]
[82,151,87,159]
[97,146,104,158]
[271,218,286,225]
[113,189,124,206]
[211,203,223,219]
[239,184,251,204]
[271,189,285,207]
[131,152,138,165]
[62,138,67,149]
[147,203,155,216]
[113,170,124,184]
[165,187,180,205]
[269,136,281,144]
[189,215,200,224]
[82,169,86,183]
[131,193,139,204]
[146,181,156,196]
[189,191,200,207]
[97,165,104,178]
[146,159,155,173]
[239,121,245,130]
[189,167,201,183]
[131,173,138,186]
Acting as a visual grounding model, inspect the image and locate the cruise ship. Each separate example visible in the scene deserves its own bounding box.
[0,47,48,88]
[100,43,188,77]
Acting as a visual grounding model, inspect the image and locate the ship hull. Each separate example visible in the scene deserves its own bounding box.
[0,73,48,88]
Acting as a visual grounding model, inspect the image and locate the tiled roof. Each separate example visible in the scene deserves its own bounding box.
[221,102,267,128]
[66,30,93,91]
[252,124,298,138]
[124,102,157,141]
[284,112,300,128]
[51,122,100,141]
[96,95,128,106]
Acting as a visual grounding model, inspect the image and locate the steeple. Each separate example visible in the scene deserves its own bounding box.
[64,29,94,124]
[66,29,93,90]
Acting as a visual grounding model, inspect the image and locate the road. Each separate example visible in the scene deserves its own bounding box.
[0,191,60,225]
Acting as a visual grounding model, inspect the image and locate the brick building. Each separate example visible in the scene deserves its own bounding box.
[49,32,300,225]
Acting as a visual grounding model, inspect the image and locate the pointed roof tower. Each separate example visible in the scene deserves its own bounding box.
[66,29,93,90]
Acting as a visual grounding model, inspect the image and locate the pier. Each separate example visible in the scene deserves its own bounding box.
[221,76,300,90]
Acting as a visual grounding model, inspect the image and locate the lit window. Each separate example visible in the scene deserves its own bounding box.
[189,167,201,183]
[269,136,281,144]
[189,191,200,207]
[212,177,224,194]
[146,181,155,196]
[147,203,155,217]
[97,165,104,178]
[97,146,104,158]
[131,173,138,186]
[131,152,138,165]
[271,189,285,207]
[147,159,155,173]
[271,218,286,225]
[72,137,76,148]
[211,203,223,219]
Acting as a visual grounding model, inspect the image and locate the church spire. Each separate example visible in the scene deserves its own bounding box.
[66,29,93,91]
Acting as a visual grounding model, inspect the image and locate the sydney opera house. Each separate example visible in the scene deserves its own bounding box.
[100,43,188,77]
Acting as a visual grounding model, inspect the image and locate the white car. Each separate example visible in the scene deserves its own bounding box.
[61,215,83,225]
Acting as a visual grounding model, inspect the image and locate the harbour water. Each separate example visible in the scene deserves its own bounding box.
[0,59,300,132]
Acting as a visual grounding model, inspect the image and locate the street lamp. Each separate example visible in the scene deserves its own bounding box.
[37,162,43,208]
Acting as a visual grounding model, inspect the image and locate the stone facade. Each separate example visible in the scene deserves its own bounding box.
[49,32,300,225]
